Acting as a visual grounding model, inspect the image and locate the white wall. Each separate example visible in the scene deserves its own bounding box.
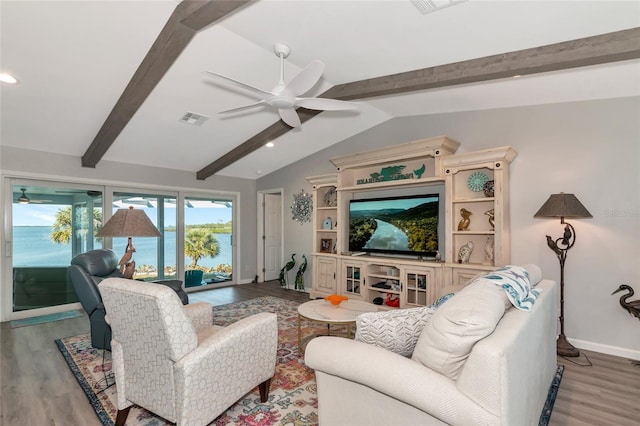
[258,96,640,359]
[0,147,259,283]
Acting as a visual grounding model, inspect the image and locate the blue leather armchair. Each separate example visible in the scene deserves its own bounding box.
[68,249,188,350]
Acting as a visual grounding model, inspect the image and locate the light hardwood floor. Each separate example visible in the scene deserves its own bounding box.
[1,281,638,425]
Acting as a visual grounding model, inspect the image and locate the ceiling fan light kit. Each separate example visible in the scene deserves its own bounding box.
[18,188,30,204]
[203,43,358,128]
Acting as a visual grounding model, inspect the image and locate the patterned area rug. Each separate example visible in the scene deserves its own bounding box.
[55,296,346,426]
[539,364,565,426]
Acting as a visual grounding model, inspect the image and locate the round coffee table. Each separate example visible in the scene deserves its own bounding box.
[297,299,378,354]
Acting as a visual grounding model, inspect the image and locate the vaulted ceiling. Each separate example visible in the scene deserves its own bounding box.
[2,1,639,180]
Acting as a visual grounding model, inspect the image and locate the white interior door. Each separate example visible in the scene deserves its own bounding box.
[263,193,282,281]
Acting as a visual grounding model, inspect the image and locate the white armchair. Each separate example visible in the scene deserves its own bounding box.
[99,277,278,426]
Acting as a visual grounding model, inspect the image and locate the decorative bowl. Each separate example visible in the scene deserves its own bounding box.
[324,294,348,306]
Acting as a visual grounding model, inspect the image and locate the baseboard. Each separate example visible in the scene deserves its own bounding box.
[569,337,640,361]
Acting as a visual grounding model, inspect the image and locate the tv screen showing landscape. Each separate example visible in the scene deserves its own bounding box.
[348,194,439,257]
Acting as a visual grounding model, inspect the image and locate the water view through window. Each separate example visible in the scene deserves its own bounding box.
[12,185,234,313]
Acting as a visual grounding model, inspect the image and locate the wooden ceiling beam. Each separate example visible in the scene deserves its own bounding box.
[196,27,640,180]
[81,0,250,168]
[324,27,640,101]
[196,109,322,180]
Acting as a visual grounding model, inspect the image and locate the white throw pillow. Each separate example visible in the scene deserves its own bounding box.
[412,281,506,380]
[355,306,436,357]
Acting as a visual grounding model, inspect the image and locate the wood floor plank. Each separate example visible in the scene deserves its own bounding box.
[1,281,638,426]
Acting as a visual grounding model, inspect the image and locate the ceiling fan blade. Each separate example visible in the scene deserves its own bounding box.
[295,97,359,111]
[284,60,325,96]
[219,100,267,114]
[278,108,301,128]
[202,71,273,98]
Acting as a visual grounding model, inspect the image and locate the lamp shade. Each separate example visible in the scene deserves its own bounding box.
[96,206,161,238]
[534,193,592,219]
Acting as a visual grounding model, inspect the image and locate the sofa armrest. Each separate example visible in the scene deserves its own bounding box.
[305,337,495,425]
[175,313,278,416]
[184,302,213,332]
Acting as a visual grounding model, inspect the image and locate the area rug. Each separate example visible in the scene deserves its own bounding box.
[55,296,347,426]
[539,364,565,426]
[11,309,83,328]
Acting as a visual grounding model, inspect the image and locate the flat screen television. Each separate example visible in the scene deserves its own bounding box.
[348,193,440,257]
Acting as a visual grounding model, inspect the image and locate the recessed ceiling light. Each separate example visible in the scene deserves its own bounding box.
[265,142,274,148]
[0,73,18,84]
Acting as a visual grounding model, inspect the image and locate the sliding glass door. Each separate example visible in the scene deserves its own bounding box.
[6,180,238,318]
[184,196,233,287]
[111,192,177,281]
[11,183,103,312]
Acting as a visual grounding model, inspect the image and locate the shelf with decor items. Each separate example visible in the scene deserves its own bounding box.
[366,263,402,310]
[306,174,338,255]
[443,146,517,275]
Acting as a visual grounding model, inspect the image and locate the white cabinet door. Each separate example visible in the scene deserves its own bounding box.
[313,255,337,297]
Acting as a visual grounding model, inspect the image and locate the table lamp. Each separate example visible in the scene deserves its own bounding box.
[534,193,592,357]
[96,206,161,279]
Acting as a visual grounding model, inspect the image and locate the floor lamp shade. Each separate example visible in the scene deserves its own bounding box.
[96,206,161,278]
[534,193,591,357]
[534,193,592,221]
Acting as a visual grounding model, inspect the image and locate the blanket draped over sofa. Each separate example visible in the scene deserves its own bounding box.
[305,266,558,426]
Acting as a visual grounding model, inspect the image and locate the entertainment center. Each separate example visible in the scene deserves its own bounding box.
[307,135,517,308]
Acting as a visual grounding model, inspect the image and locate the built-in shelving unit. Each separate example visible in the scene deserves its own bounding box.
[307,136,516,305]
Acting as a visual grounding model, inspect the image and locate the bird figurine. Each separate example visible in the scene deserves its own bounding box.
[612,284,640,320]
[561,224,573,246]
[546,235,563,257]
[484,208,495,230]
[457,241,474,264]
[458,208,472,231]
[295,254,307,291]
[279,254,296,288]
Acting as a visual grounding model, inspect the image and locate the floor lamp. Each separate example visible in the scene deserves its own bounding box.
[96,206,161,279]
[534,193,592,357]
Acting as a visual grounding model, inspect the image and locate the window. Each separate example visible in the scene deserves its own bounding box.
[184,196,233,286]
[111,192,177,281]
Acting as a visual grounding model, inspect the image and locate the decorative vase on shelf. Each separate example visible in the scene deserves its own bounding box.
[483,180,495,197]
[457,241,474,264]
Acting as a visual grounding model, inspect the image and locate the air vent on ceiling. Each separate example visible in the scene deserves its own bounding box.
[410,0,467,15]
[179,112,209,126]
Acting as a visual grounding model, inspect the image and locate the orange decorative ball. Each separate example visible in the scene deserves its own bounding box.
[324,294,348,306]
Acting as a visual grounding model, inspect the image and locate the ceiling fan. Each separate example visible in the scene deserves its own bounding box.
[16,188,52,204]
[203,43,358,128]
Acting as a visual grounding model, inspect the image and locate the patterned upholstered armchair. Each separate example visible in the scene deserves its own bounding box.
[69,249,189,351]
[99,278,278,426]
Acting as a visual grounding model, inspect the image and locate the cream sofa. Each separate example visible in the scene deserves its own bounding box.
[305,266,558,426]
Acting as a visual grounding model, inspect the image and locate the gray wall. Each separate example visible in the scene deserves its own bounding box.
[0,146,258,282]
[258,96,640,359]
